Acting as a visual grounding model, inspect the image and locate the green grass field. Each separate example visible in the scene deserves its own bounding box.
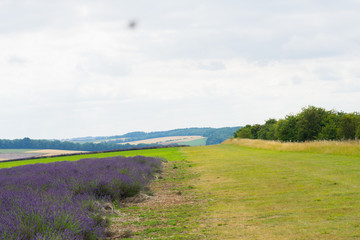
[182,144,360,239]
[2,143,360,239]
[0,147,185,169]
[182,137,208,146]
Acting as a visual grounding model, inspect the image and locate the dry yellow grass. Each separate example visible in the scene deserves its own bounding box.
[26,149,87,156]
[223,138,360,156]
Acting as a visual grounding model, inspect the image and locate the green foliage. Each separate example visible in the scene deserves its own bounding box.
[275,115,298,141]
[318,113,341,140]
[250,124,261,139]
[258,119,277,140]
[234,106,360,142]
[205,127,241,145]
[234,125,254,139]
[357,124,360,139]
[338,113,360,140]
[296,106,328,141]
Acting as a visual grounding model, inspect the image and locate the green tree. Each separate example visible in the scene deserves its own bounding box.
[296,106,328,141]
[337,113,360,140]
[317,112,341,140]
[258,119,277,140]
[250,124,262,139]
[234,125,253,139]
[356,123,360,139]
[275,115,298,141]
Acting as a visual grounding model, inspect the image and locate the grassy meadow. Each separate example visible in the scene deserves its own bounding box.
[2,141,360,239]
[182,137,208,146]
[182,142,360,239]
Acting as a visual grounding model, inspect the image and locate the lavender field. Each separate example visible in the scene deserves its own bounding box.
[0,156,162,240]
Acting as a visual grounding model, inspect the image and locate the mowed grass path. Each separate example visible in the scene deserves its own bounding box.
[182,144,360,239]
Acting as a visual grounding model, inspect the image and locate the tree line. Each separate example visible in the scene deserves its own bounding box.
[0,138,160,151]
[234,106,360,141]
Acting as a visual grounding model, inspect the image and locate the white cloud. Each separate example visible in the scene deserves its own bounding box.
[0,0,360,139]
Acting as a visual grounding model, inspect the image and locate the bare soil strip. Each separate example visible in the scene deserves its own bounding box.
[107,161,206,239]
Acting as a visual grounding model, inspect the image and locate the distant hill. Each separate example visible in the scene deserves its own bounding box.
[0,127,242,153]
[66,127,242,146]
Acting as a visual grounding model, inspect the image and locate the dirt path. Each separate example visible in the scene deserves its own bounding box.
[107,161,206,239]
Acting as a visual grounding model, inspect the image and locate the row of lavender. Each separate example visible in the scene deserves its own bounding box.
[0,156,162,240]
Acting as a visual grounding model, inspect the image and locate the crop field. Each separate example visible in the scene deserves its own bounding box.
[0,149,86,161]
[2,141,360,239]
[118,136,205,145]
[0,149,41,161]
[0,155,162,239]
[0,147,183,169]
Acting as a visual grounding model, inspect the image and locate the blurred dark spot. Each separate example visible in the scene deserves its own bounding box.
[128,20,137,29]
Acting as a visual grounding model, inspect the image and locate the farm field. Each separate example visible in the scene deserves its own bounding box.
[118,135,205,145]
[0,147,204,239]
[0,147,184,169]
[0,155,162,239]
[2,142,360,239]
[0,149,87,161]
[0,149,38,161]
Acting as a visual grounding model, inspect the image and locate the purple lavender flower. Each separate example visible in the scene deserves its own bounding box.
[0,155,162,239]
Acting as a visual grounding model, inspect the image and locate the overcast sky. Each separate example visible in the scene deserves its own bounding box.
[1,0,360,139]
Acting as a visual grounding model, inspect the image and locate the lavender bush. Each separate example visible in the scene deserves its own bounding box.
[0,156,162,240]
